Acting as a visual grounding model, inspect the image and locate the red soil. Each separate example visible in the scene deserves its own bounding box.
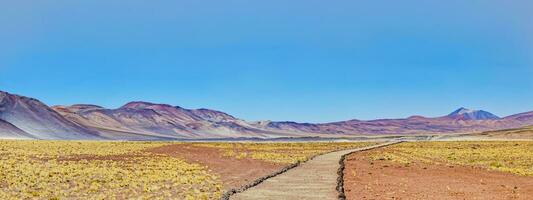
[146,144,284,190]
[343,150,533,200]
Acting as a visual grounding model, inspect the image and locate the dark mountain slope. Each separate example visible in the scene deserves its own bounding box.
[0,91,101,139]
[0,119,34,139]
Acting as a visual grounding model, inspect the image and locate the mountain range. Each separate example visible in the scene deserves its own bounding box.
[1,90,533,140]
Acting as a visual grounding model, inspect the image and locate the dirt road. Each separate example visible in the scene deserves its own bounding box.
[230,142,399,200]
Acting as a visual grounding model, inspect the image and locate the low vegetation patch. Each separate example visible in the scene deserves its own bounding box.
[369,141,533,176]
[0,141,222,200]
[0,140,374,199]
[194,142,376,164]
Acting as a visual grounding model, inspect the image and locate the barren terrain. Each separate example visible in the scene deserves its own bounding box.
[147,144,284,190]
[344,147,533,200]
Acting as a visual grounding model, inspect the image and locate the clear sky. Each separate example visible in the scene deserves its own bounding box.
[1,1,532,123]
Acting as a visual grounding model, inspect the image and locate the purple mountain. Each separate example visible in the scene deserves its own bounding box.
[1,90,533,140]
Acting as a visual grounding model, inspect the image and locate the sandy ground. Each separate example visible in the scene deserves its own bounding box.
[343,150,533,200]
[146,144,284,190]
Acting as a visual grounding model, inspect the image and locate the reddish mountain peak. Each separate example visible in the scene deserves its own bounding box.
[0,90,19,101]
[0,90,42,108]
[120,101,167,109]
[119,101,191,117]
[53,104,105,113]
[71,104,104,109]
[190,108,237,122]
[407,115,426,120]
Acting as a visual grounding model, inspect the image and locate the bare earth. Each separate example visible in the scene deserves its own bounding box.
[146,144,284,189]
[231,142,397,200]
[343,150,533,200]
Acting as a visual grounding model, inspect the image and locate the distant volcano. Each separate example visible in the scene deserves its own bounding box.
[447,107,500,120]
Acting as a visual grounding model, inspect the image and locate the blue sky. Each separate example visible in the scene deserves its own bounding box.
[1,0,532,122]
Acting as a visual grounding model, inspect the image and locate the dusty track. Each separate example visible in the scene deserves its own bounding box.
[230,142,400,200]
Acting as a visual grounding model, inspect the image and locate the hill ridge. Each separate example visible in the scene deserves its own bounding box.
[1,90,533,140]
